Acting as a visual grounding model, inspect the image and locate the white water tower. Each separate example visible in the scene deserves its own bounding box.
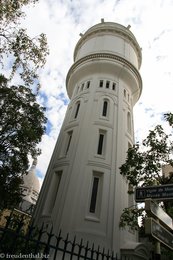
[34,20,148,258]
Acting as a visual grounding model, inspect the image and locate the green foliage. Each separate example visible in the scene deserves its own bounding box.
[119,113,173,230]
[119,207,145,231]
[0,0,48,210]
[164,112,173,126]
[120,120,173,187]
[0,0,49,87]
[0,75,47,209]
[161,247,173,259]
[0,1,38,24]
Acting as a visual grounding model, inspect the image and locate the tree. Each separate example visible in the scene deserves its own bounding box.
[0,0,48,210]
[119,113,173,230]
[0,0,49,87]
[0,75,47,209]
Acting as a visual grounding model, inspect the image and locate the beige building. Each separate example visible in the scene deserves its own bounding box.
[162,164,173,178]
[20,158,40,214]
[0,159,40,230]
[34,20,148,259]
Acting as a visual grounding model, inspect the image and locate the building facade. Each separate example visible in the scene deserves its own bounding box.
[34,20,148,258]
[20,158,40,214]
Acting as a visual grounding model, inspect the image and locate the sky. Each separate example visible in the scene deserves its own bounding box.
[20,0,173,186]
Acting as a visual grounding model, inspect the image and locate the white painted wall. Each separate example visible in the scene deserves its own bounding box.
[34,21,142,257]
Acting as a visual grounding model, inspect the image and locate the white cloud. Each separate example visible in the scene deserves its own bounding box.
[19,0,173,184]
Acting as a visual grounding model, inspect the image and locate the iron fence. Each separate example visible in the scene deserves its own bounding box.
[0,214,132,260]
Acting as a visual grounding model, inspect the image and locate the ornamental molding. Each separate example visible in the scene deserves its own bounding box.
[66,53,142,88]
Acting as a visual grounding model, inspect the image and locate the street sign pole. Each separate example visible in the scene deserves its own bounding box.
[154,219,161,260]
[155,240,161,260]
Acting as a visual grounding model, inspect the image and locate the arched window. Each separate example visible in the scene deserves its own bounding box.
[102,100,108,117]
[127,112,132,134]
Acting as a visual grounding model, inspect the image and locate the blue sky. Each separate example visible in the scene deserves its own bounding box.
[19,0,173,186]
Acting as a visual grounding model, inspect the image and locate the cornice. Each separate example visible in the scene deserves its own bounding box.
[66,52,142,90]
[87,160,111,170]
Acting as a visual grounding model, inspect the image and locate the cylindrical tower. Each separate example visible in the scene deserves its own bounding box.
[34,21,143,256]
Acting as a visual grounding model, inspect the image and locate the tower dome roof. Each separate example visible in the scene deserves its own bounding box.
[23,158,40,192]
[74,20,142,68]
[21,158,40,204]
[66,20,142,100]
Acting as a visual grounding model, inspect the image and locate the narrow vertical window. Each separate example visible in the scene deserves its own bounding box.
[127,112,132,134]
[90,177,99,213]
[124,89,126,98]
[43,171,62,214]
[51,171,62,210]
[81,83,84,91]
[102,100,108,117]
[66,131,73,154]
[106,81,110,88]
[86,81,90,89]
[97,133,104,155]
[112,82,116,90]
[99,80,103,87]
[74,102,80,118]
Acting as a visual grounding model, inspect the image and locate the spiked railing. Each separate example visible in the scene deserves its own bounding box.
[0,214,132,260]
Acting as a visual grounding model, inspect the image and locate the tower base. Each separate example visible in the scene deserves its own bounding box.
[121,242,150,260]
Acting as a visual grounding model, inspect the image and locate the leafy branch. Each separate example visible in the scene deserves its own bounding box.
[0,0,49,88]
[119,113,173,230]
[119,206,145,231]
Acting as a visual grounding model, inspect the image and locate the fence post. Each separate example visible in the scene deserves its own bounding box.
[52,230,62,260]
[22,223,35,253]
[69,235,76,260]
[96,246,100,260]
[42,225,54,259]
[62,233,69,260]
[101,248,105,260]
[77,238,83,260]
[106,249,110,260]
[33,222,45,255]
[0,219,120,260]
[84,241,89,260]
